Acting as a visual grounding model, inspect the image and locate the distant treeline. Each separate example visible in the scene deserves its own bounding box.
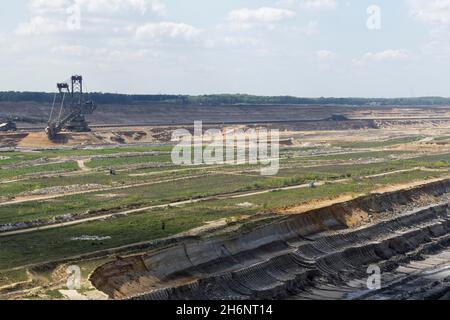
[0,92,449,106]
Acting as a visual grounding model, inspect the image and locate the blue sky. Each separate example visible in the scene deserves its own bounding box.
[0,0,449,97]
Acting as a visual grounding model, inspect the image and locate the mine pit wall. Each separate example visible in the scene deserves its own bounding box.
[90,179,450,300]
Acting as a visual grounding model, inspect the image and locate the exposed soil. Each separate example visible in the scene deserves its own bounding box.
[3,103,450,149]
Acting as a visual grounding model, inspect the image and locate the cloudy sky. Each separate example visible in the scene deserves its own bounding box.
[0,0,449,97]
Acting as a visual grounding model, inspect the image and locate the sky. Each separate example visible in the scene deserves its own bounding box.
[0,0,449,97]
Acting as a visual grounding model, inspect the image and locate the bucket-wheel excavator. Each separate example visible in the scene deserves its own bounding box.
[46,75,96,139]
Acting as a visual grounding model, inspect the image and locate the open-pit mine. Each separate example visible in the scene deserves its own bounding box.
[1,95,450,300]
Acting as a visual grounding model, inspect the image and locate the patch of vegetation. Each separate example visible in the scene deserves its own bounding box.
[298,150,411,161]
[0,152,44,166]
[0,268,28,288]
[1,149,449,225]
[86,154,173,168]
[0,206,246,269]
[0,146,173,168]
[41,145,173,157]
[43,290,65,300]
[337,136,425,149]
[0,168,445,270]
[0,162,79,180]
[0,173,270,224]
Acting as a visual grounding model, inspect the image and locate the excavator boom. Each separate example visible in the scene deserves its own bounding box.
[46,75,96,139]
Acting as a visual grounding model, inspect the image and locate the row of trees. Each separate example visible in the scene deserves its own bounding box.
[186,95,450,106]
[0,91,449,106]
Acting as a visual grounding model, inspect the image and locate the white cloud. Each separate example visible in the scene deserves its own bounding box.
[79,0,165,16]
[135,22,201,41]
[51,45,89,56]
[407,1,450,61]
[407,0,450,25]
[30,0,69,13]
[50,45,155,65]
[228,7,296,24]
[15,16,67,35]
[278,0,338,11]
[204,35,262,50]
[92,48,153,62]
[29,0,166,16]
[316,49,336,61]
[419,28,450,60]
[352,49,410,66]
[300,0,338,10]
[298,20,319,36]
[223,36,261,47]
[17,0,167,36]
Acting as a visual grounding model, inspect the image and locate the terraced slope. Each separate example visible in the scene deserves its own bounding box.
[90,180,450,300]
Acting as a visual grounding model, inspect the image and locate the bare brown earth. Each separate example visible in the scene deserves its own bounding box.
[2,122,450,150]
[1,103,450,149]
